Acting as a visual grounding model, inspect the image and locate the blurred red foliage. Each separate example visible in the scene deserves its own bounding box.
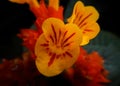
[64,47,110,86]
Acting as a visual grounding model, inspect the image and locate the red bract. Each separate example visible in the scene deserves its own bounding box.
[64,47,110,86]
[0,52,40,86]
[30,0,63,31]
[17,29,40,58]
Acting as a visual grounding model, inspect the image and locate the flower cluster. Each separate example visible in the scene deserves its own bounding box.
[9,1,108,84]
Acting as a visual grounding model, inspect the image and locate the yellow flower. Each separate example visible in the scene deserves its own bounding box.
[67,1,100,45]
[35,18,82,77]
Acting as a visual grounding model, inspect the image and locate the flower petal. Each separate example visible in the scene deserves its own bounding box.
[35,18,82,77]
[80,35,89,46]
[68,1,99,25]
[67,1,100,45]
[82,22,100,40]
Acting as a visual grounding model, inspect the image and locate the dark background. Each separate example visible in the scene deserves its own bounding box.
[0,0,119,59]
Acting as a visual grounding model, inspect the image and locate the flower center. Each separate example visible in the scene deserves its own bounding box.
[49,42,65,55]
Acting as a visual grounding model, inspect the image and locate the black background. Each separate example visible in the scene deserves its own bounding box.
[0,0,119,58]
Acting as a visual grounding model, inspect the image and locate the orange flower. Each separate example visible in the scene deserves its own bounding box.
[35,18,82,76]
[67,1,100,45]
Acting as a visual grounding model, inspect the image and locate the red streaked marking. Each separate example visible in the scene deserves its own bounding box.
[80,22,87,28]
[63,31,68,39]
[45,40,49,43]
[77,14,83,23]
[75,12,79,19]
[48,53,56,67]
[83,29,93,34]
[85,29,93,32]
[73,13,81,24]
[61,31,68,46]
[63,43,71,47]
[50,35,54,43]
[63,41,73,48]
[62,33,75,46]
[65,51,73,58]
[40,43,49,46]
[46,48,49,50]
[51,24,57,44]
[57,29,62,43]
[78,13,92,27]
[63,53,66,57]
[49,52,52,56]
[56,54,61,59]
[75,6,77,14]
